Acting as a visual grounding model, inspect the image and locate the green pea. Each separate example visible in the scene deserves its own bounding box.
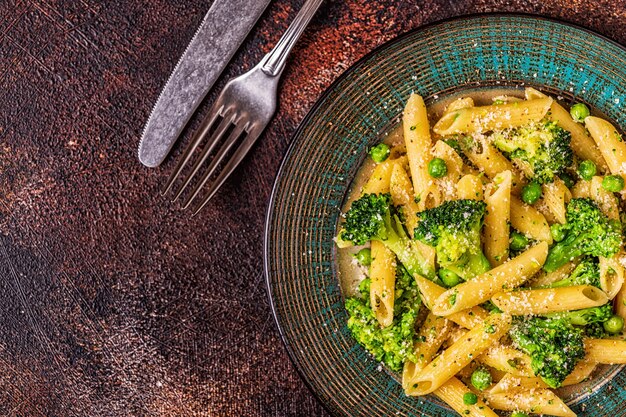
[354,248,372,266]
[470,367,492,391]
[511,412,529,417]
[550,223,568,242]
[560,172,575,189]
[570,103,590,122]
[603,315,624,334]
[463,392,478,406]
[428,157,448,178]
[509,232,529,251]
[578,160,597,181]
[521,181,542,205]
[439,268,462,287]
[369,143,390,163]
[603,175,625,192]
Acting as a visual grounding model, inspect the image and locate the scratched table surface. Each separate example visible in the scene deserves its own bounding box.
[1,0,625,416]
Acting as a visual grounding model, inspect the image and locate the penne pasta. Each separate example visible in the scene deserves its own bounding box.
[485,389,576,417]
[403,93,441,209]
[489,368,508,383]
[432,140,464,200]
[448,308,493,332]
[527,260,578,287]
[589,176,620,220]
[389,164,437,271]
[478,345,534,378]
[402,313,452,388]
[510,197,553,244]
[456,174,484,200]
[525,87,607,171]
[571,179,591,199]
[483,170,512,266]
[492,95,524,104]
[413,274,445,311]
[490,360,596,393]
[443,97,475,115]
[433,377,499,417]
[444,326,469,348]
[413,275,489,329]
[462,141,525,194]
[490,374,546,394]
[534,198,558,224]
[541,178,571,224]
[491,285,609,315]
[362,156,408,195]
[585,116,626,182]
[599,253,625,300]
[433,98,553,136]
[431,242,548,316]
[584,339,626,364]
[389,163,420,235]
[405,313,511,395]
[369,241,397,327]
[442,324,467,349]
[522,86,546,101]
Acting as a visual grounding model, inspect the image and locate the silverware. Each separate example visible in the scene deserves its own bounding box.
[138,0,272,168]
[163,0,324,214]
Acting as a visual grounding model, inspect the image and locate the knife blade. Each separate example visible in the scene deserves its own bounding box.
[138,0,272,168]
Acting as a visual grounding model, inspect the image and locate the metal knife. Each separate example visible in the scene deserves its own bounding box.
[138,0,272,168]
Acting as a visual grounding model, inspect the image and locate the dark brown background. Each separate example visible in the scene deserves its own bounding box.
[1,0,625,416]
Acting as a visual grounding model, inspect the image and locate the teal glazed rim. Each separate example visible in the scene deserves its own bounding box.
[265,13,626,417]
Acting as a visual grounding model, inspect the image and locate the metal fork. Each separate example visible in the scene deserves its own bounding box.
[162,0,324,214]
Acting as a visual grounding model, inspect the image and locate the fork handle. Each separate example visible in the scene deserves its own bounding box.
[260,0,324,77]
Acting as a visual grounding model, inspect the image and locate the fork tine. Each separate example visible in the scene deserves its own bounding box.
[191,128,262,215]
[181,122,249,209]
[161,105,225,196]
[171,112,236,202]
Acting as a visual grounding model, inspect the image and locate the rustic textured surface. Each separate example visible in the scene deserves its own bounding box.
[1,0,625,416]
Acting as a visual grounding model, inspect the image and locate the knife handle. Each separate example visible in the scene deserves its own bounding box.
[260,0,324,77]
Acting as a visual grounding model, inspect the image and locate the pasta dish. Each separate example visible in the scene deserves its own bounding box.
[335,87,626,417]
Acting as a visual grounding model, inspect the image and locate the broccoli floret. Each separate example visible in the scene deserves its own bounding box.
[544,257,600,288]
[340,193,435,278]
[544,198,622,272]
[491,120,573,184]
[542,304,613,326]
[414,199,491,279]
[393,267,421,317]
[509,317,585,388]
[345,268,421,371]
[584,322,607,338]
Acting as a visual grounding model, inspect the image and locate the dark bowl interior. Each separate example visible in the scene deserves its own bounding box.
[265,14,626,417]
